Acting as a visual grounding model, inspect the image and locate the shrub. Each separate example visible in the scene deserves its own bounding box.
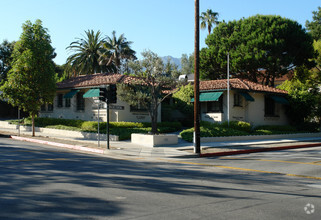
[295,122,320,132]
[180,128,194,142]
[109,127,151,140]
[253,129,274,135]
[45,125,82,131]
[81,121,98,131]
[109,121,145,128]
[221,121,252,133]
[254,125,297,132]
[179,125,250,142]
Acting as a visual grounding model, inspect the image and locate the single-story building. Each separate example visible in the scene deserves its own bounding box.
[195,78,289,126]
[39,73,161,123]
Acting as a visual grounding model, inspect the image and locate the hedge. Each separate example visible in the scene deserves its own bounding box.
[179,121,312,142]
[12,117,183,140]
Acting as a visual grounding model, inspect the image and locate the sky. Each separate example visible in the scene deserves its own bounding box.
[0,0,320,65]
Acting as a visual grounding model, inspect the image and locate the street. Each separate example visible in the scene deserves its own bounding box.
[0,136,320,219]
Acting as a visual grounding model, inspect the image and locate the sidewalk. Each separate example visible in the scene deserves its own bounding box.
[1,126,321,159]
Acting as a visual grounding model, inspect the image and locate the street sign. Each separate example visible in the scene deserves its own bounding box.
[109,105,124,110]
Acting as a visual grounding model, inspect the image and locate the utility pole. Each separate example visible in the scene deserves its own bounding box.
[227,52,230,127]
[194,0,201,154]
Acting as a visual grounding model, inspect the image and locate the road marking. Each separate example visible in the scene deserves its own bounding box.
[156,158,321,181]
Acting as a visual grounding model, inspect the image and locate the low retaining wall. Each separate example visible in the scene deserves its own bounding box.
[131,133,178,147]
[0,121,119,141]
[200,132,321,143]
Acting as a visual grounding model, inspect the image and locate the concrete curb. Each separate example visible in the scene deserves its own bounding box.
[200,143,321,157]
[11,136,105,154]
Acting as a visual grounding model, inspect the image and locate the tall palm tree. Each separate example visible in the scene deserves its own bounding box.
[200,9,220,35]
[100,31,136,73]
[66,30,113,76]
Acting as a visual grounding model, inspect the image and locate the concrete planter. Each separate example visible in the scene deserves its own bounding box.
[131,133,178,147]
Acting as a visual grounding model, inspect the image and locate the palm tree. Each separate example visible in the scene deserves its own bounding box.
[100,31,136,73]
[200,9,220,35]
[66,30,113,76]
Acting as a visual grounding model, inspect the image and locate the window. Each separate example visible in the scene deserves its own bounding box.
[207,96,223,113]
[47,104,53,112]
[65,98,71,108]
[57,94,63,108]
[41,104,46,112]
[130,103,147,112]
[234,93,242,107]
[265,96,275,116]
[76,92,85,111]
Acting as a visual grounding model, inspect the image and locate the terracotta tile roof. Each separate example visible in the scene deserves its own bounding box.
[57,73,124,89]
[200,78,288,94]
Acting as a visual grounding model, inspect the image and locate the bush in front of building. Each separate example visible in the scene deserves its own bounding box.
[179,121,311,142]
[180,122,250,142]
[10,117,182,140]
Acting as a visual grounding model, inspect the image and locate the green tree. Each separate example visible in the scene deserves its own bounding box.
[100,31,136,73]
[180,53,194,75]
[0,20,56,136]
[200,15,315,86]
[172,83,194,123]
[164,57,181,79]
[0,40,15,83]
[278,78,318,128]
[118,50,176,134]
[66,30,112,76]
[306,7,321,40]
[200,9,220,35]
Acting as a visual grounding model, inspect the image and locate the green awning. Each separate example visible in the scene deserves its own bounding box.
[191,92,223,102]
[83,88,100,98]
[270,95,289,105]
[240,92,255,102]
[64,89,79,99]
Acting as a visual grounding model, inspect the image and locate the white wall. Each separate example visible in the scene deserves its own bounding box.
[200,90,289,127]
[39,89,161,123]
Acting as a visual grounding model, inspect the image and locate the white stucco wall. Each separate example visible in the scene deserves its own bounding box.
[39,89,161,123]
[200,90,289,127]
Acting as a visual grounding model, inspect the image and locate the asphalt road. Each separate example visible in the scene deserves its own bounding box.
[0,136,320,219]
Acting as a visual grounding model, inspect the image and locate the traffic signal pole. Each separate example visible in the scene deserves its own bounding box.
[106,100,110,150]
[99,84,117,150]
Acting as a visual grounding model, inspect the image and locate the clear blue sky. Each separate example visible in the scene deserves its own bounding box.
[0,0,319,65]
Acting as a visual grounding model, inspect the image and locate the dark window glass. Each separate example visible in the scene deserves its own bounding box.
[207,96,223,113]
[65,98,71,108]
[265,96,275,116]
[77,92,85,111]
[57,94,63,108]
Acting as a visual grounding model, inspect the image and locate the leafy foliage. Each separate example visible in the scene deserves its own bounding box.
[180,120,312,142]
[118,50,177,134]
[278,76,319,126]
[100,31,136,74]
[66,30,112,76]
[172,83,194,118]
[0,40,15,83]
[180,53,194,75]
[14,117,182,140]
[306,6,321,40]
[200,15,315,86]
[200,9,220,35]
[0,20,56,136]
